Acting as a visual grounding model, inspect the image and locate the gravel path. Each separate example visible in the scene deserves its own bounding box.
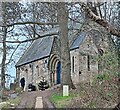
[16,89,55,108]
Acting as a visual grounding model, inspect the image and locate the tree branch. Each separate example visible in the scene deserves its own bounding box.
[2,32,58,43]
[7,25,15,33]
[0,21,58,27]
[6,43,20,65]
[80,3,120,37]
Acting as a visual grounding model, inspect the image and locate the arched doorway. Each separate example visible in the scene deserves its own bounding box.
[56,61,61,84]
[48,54,61,85]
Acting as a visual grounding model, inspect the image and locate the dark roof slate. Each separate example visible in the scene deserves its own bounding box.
[16,31,86,67]
[16,36,54,67]
[70,32,86,50]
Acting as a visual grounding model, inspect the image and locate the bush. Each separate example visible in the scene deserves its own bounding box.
[15,87,23,94]
[38,80,49,90]
[97,74,109,81]
[28,83,36,91]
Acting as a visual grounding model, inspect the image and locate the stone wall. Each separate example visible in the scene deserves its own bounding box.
[70,35,98,84]
[17,35,99,90]
[17,57,49,90]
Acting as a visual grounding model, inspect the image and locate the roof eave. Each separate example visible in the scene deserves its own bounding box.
[70,47,79,51]
[15,55,50,68]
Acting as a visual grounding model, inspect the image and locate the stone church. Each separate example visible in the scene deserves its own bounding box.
[16,27,99,90]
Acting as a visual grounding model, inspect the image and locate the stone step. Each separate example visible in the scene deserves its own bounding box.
[35,97,43,108]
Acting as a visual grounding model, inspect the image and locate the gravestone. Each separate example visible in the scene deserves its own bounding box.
[63,85,69,96]
[10,93,17,99]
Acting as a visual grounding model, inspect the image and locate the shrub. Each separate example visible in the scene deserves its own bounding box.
[15,87,23,94]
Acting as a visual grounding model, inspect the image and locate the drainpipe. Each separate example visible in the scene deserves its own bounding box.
[31,63,34,84]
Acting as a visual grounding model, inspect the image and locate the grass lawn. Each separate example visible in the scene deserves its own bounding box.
[50,91,79,108]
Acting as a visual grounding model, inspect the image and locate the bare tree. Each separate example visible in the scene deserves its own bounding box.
[57,2,75,89]
[80,2,120,37]
[0,2,22,89]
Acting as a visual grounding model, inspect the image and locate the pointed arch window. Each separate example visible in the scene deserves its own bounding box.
[36,65,39,76]
[87,55,90,71]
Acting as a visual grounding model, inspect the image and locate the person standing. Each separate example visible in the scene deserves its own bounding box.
[20,77,25,90]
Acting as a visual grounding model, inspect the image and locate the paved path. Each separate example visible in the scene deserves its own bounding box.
[35,97,43,108]
[16,89,55,108]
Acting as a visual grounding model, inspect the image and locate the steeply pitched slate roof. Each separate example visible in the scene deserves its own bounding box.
[16,31,86,67]
[16,36,54,67]
[70,32,86,50]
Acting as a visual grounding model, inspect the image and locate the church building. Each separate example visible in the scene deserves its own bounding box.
[16,27,99,90]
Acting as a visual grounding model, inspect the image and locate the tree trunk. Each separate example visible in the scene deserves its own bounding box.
[57,2,75,89]
[117,5,120,88]
[1,3,7,90]
[1,26,7,89]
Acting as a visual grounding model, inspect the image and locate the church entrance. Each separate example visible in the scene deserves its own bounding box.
[56,61,61,84]
[48,54,61,85]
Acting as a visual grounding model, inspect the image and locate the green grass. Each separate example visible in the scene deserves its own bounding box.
[9,97,21,106]
[51,94,72,101]
[50,92,79,108]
